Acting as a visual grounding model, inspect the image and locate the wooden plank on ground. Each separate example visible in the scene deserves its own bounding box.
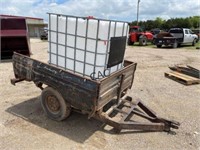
[165,71,200,85]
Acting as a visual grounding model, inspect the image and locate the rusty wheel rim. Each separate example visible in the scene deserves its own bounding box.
[46,95,60,114]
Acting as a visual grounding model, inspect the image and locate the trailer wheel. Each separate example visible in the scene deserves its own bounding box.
[139,36,147,46]
[40,87,71,121]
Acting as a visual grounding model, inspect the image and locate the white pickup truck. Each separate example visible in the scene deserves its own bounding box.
[155,28,198,48]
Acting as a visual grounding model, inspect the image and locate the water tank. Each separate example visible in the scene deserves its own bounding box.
[48,13,129,80]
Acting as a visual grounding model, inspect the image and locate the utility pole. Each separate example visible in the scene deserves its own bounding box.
[137,0,140,25]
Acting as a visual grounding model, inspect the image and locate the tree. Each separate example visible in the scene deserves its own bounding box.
[190,16,200,29]
[130,16,199,30]
[154,17,163,29]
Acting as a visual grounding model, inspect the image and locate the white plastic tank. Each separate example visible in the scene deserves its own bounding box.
[48,13,129,80]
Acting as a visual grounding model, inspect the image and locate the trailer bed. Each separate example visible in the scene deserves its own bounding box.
[12,52,136,116]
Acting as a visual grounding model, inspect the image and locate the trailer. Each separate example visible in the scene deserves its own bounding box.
[11,53,179,133]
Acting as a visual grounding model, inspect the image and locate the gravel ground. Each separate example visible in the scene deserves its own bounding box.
[0,39,200,150]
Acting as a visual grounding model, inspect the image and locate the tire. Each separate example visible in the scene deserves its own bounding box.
[173,41,178,48]
[139,36,147,46]
[128,38,134,45]
[40,87,71,121]
[152,38,155,44]
[192,39,197,46]
[157,45,162,48]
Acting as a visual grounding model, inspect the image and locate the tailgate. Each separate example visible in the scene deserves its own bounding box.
[97,60,137,110]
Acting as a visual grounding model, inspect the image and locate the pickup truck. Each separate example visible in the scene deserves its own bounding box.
[155,28,198,48]
[40,29,48,40]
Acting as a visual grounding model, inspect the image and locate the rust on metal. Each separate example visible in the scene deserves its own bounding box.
[10,78,25,85]
[96,96,180,133]
[46,95,60,113]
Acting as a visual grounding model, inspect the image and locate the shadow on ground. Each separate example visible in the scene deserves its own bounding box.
[129,41,199,49]
[0,59,13,63]
[155,44,199,49]
[6,97,103,143]
[6,96,165,143]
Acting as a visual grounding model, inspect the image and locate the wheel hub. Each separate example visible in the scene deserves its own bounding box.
[46,95,60,113]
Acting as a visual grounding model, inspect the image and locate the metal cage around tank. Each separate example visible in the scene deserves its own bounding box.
[48,13,129,80]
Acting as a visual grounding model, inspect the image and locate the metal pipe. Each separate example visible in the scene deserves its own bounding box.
[137,0,140,26]
[47,12,130,24]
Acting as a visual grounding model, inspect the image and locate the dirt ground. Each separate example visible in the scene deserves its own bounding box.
[0,39,200,150]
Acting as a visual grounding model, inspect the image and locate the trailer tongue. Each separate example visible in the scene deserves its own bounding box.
[11,53,180,133]
[97,96,180,133]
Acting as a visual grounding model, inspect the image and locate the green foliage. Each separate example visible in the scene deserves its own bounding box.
[131,16,200,30]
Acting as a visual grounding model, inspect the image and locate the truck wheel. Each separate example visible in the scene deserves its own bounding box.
[192,39,197,46]
[40,87,71,121]
[139,36,147,46]
[152,38,155,44]
[173,41,178,48]
[157,45,162,48]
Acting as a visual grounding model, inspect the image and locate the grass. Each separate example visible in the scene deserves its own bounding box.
[130,41,200,50]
